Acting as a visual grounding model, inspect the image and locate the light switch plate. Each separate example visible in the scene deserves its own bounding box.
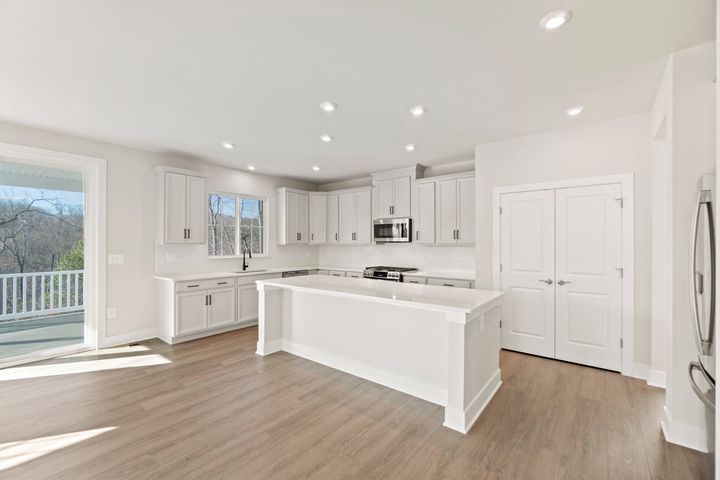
[108,254,124,265]
[107,308,116,319]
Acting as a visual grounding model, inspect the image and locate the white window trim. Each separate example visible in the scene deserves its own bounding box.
[207,191,268,258]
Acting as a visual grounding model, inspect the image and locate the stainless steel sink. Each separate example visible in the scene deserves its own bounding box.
[230,270,267,274]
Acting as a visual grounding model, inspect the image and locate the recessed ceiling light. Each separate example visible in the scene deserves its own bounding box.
[565,106,584,117]
[410,106,426,117]
[221,142,235,150]
[248,165,256,171]
[539,10,573,30]
[312,165,321,172]
[320,134,333,143]
[405,144,416,152]
[320,102,337,113]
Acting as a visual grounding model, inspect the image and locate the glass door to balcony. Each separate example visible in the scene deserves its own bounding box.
[0,159,86,366]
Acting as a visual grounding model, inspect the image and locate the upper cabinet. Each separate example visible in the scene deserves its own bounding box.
[277,188,309,245]
[309,193,327,245]
[371,165,424,219]
[327,194,339,244]
[414,181,435,244]
[435,175,475,245]
[156,167,207,245]
[338,188,372,244]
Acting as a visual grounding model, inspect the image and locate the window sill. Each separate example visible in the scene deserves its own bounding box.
[206,254,268,260]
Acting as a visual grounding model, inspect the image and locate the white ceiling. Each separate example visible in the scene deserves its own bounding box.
[0,0,714,182]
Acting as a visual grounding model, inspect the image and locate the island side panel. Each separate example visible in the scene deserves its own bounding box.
[256,284,284,355]
[281,288,450,406]
[443,305,502,434]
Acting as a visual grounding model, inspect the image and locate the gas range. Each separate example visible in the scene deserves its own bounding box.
[363,266,418,282]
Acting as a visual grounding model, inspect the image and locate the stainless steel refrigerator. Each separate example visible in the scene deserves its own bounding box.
[690,171,716,411]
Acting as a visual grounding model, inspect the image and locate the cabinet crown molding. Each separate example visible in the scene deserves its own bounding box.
[415,170,475,184]
[154,165,208,178]
[371,165,426,182]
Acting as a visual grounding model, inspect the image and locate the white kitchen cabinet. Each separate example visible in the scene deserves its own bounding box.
[327,194,339,244]
[414,181,435,244]
[436,175,474,245]
[329,271,346,277]
[176,291,208,335]
[345,271,362,278]
[207,287,236,328]
[309,193,327,244]
[426,278,473,288]
[338,188,372,244]
[371,166,424,219]
[403,277,427,285]
[157,168,207,245]
[277,188,309,245]
[237,284,258,323]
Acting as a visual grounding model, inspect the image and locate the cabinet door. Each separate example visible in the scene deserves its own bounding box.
[456,176,475,244]
[327,194,339,244]
[309,195,327,244]
[436,179,458,244]
[286,192,299,244]
[207,287,236,328]
[376,179,394,218]
[415,182,435,244]
[338,192,356,244]
[296,193,309,244]
[237,284,259,323]
[354,190,372,244]
[165,172,188,244]
[186,175,207,244]
[392,176,411,217]
[176,291,208,336]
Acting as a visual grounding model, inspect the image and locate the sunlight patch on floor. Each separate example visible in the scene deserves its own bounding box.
[0,354,171,381]
[0,427,116,471]
[65,344,151,358]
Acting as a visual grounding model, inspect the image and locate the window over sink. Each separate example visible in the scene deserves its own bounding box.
[208,192,266,257]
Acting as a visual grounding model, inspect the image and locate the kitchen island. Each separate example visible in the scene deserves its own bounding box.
[256,275,504,434]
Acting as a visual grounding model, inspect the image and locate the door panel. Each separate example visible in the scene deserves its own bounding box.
[355,190,372,243]
[176,291,207,336]
[237,284,259,323]
[287,192,298,244]
[436,179,458,244]
[165,172,187,244]
[415,182,435,244]
[393,176,411,217]
[186,176,207,244]
[500,190,556,358]
[457,176,475,244]
[376,180,394,218]
[338,192,355,244]
[296,193,309,244]
[555,184,622,371]
[309,194,327,244]
[207,287,236,328]
[327,194,339,244]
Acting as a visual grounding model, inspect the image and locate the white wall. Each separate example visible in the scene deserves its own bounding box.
[474,113,653,365]
[0,121,318,345]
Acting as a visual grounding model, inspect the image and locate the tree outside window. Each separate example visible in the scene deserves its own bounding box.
[208,193,264,257]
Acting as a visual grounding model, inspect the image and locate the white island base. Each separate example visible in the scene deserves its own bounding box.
[256,275,504,434]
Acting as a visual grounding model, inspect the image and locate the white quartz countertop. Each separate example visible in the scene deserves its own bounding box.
[154,265,363,282]
[256,275,503,319]
[404,270,475,281]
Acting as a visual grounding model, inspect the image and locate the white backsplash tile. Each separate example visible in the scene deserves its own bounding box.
[318,244,475,272]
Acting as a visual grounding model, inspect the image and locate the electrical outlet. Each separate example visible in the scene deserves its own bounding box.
[108,254,124,265]
[107,308,116,319]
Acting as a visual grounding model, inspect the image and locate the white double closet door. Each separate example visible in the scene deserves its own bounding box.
[500,184,623,371]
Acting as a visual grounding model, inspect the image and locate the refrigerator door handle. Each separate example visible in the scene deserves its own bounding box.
[689,361,715,411]
[690,190,716,356]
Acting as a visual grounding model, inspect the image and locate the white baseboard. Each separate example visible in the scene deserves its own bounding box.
[647,369,667,389]
[100,328,158,348]
[256,339,282,356]
[661,406,710,453]
[281,339,448,406]
[443,369,502,434]
[632,363,650,381]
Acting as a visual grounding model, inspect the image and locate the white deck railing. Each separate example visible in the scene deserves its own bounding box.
[0,270,84,321]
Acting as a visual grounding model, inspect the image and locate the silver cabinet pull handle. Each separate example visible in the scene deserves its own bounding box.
[539,279,553,285]
[557,280,572,286]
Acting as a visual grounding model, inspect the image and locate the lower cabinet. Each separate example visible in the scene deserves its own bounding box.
[176,291,208,335]
[403,277,474,288]
[237,283,260,323]
[207,287,236,328]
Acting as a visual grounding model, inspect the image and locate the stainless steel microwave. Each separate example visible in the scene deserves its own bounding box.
[373,218,412,243]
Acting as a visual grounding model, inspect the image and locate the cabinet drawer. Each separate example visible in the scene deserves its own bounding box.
[236,273,280,286]
[328,271,346,277]
[176,277,235,292]
[345,271,362,278]
[403,277,427,285]
[426,278,472,288]
[317,270,329,275]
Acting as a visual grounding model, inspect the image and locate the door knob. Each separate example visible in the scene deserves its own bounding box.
[557,280,572,285]
[538,279,553,285]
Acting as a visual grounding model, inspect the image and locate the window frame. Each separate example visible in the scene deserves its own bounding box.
[207,191,268,259]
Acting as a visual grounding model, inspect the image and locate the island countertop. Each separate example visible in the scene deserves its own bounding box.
[256,274,503,320]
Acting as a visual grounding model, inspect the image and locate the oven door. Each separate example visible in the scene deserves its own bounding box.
[373,218,411,243]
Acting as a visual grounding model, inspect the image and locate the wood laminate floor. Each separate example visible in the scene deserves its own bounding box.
[0,326,713,479]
